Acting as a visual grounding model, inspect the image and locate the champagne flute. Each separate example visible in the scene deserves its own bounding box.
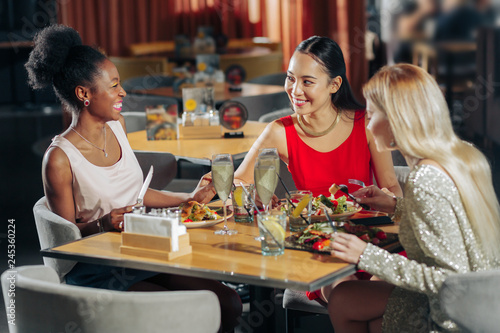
[258,148,280,176]
[254,160,279,213]
[254,148,280,212]
[212,154,237,235]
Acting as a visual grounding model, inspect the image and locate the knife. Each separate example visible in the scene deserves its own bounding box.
[136,166,153,206]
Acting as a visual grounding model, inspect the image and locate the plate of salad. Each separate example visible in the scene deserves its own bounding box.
[311,195,362,221]
[179,201,233,228]
[285,222,396,253]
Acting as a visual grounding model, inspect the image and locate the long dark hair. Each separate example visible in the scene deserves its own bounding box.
[25,24,107,114]
[296,36,365,112]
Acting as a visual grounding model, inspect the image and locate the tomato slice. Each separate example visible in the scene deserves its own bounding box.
[312,241,324,251]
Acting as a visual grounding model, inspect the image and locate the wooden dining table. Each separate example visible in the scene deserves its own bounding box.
[40,213,399,291]
[128,120,268,166]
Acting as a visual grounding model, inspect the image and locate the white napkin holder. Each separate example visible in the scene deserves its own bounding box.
[120,209,192,260]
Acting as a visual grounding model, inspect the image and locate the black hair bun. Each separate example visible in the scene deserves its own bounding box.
[25,24,82,89]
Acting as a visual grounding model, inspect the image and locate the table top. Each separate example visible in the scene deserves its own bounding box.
[132,82,284,103]
[41,216,398,291]
[128,120,268,165]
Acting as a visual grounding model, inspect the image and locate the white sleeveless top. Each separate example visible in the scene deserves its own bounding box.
[49,121,143,223]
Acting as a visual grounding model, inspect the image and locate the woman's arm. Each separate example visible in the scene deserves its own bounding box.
[43,142,134,236]
[143,173,216,207]
[366,122,403,197]
[234,120,287,185]
[335,183,473,296]
[42,147,108,236]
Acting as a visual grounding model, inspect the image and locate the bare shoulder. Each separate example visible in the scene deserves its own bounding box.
[43,146,72,183]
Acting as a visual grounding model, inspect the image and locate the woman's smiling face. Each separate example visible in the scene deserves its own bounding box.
[87,59,126,121]
[284,52,337,116]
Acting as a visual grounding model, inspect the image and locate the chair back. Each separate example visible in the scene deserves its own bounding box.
[440,269,500,332]
[122,94,179,113]
[122,112,147,133]
[258,108,294,123]
[1,265,221,333]
[121,75,176,92]
[33,197,81,282]
[230,91,290,121]
[134,151,178,190]
[247,72,287,86]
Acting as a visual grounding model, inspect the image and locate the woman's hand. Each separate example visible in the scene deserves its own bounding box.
[331,233,368,264]
[191,173,217,204]
[102,206,134,231]
[351,185,397,214]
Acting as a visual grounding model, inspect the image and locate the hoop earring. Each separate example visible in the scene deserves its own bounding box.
[84,99,90,107]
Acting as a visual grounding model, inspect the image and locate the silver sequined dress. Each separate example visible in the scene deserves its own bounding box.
[358,164,497,332]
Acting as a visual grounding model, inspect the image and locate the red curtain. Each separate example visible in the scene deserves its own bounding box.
[57,0,366,100]
[57,0,265,56]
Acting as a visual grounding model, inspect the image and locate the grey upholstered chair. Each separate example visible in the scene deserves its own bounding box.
[230,91,290,121]
[247,72,287,86]
[134,151,178,191]
[258,108,294,123]
[33,197,81,282]
[439,269,500,333]
[134,150,200,193]
[122,94,179,113]
[121,74,176,92]
[1,265,221,333]
[122,111,147,133]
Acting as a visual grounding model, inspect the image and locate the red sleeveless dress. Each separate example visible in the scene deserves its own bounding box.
[281,111,373,197]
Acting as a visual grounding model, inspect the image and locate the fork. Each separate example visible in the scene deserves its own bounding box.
[339,184,371,210]
[348,179,366,188]
[321,203,336,233]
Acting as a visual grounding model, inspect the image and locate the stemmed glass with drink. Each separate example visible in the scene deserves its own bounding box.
[254,148,280,212]
[211,154,237,235]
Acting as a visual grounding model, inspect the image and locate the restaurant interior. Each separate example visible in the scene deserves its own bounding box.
[1,0,499,332]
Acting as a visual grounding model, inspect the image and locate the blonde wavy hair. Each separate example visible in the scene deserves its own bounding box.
[364,63,500,262]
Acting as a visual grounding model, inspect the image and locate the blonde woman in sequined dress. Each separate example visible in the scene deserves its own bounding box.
[327,64,500,332]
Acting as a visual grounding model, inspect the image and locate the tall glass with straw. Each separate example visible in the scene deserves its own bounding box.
[254,148,280,212]
[212,154,237,235]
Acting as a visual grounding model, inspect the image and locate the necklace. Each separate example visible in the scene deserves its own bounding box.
[297,110,342,137]
[71,126,108,157]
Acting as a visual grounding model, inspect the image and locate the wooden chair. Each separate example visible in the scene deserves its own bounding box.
[412,42,438,78]
[109,56,169,82]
